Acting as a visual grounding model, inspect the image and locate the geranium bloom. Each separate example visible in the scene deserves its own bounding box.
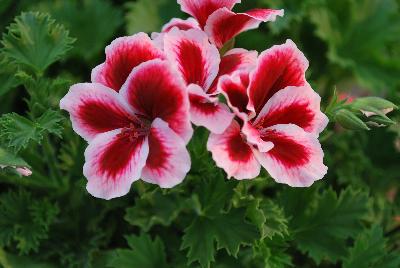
[160,28,257,133]
[60,38,193,199]
[161,0,284,48]
[208,40,329,186]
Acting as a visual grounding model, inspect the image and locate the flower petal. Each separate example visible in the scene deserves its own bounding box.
[188,84,234,134]
[254,124,327,187]
[247,40,309,116]
[91,33,164,91]
[205,8,284,48]
[208,48,257,94]
[218,71,251,119]
[141,118,191,188]
[242,122,274,153]
[254,85,329,134]
[120,59,193,143]
[177,0,241,28]
[207,120,260,179]
[163,28,220,91]
[84,129,149,200]
[60,83,133,141]
[162,17,201,32]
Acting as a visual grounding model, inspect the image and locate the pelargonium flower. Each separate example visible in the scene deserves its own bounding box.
[160,28,257,133]
[160,0,284,48]
[60,56,193,199]
[208,40,329,187]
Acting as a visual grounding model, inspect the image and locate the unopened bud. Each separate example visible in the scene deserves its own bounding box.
[335,109,370,131]
[352,97,397,117]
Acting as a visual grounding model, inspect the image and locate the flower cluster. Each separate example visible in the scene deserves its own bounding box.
[60,0,328,199]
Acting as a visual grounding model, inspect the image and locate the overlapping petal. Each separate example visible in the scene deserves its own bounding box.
[247,39,309,116]
[207,120,260,179]
[120,59,193,143]
[84,129,149,200]
[205,8,284,48]
[60,83,133,141]
[177,0,241,28]
[254,124,327,187]
[253,86,329,134]
[163,28,220,90]
[91,33,164,92]
[162,17,201,32]
[208,48,257,94]
[141,119,191,188]
[188,84,234,134]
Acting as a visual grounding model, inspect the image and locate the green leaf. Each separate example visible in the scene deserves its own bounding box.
[125,0,181,34]
[0,190,59,254]
[108,234,169,268]
[0,147,29,168]
[36,0,123,61]
[253,238,293,268]
[0,248,56,268]
[0,110,64,152]
[279,187,370,264]
[343,226,400,268]
[1,12,75,74]
[181,208,259,267]
[124,189,184,232]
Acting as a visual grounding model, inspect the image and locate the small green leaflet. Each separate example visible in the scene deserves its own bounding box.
[108,234,169,268]
[0,110,64,152]
[0,147,29,168]
[1,12,75,74]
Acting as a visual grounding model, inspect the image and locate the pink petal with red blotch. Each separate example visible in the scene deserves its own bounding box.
[205,8,284,48]
[253,86,329,135]
[141,118,191,188]
[60,83,134,141]
[162,17,201,32]
[177,0,241,28]
[253,124,327,187]
[208,48,257,94]
[247,40,309,117]
[84,129,149,200]
[242,122,274,153]
[120,59,193,144]
[91,33,164,92]
[188,84,234,134]
[163,28,220,91]
[218,71,251,120]
[207,120,260,180]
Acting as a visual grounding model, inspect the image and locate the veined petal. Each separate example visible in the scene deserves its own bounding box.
[60,83,133,141]
[188,84,234,134]
[162,17,201,32]
[120,59,193,144]
[205,8,284,48]
[163,28,220,91]
[177,0,241,28]
[208,48,257,94]
[141,118,191,188]
[91,33,164,91]
[247,40,309,116]
[84,129,149,200]
[254,124,327,187]
[207,120,260,180]
[242,122,274,153]
[218,71,251,120]
[254,85,329,134]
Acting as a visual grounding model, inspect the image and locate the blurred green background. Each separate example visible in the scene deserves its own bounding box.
[0,0,399,267]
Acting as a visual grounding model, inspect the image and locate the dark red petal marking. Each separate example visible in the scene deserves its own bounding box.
[177,0,240,28]
[98,136,146,180]
[177,40,208,87]
[227,130,253,162]
[219,73,250,115]
[248,40,308,115]
[120,59,192,142]
[189,93,220,115]
[145,130,170,171]
[205,8,284,48]
[261,129,310,168]
[92,34,164,92]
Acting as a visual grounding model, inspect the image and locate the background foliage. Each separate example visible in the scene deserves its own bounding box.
[0,0,399,267]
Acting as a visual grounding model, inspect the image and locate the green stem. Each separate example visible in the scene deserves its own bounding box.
[42,135,61,184]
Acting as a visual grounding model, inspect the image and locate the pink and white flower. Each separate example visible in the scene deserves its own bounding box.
[208,40,329,186]
[161,0,284,48]
[61,55,193,199]
[162,28,257,133]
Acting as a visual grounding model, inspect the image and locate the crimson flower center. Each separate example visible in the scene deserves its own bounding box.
[118,115,150,141]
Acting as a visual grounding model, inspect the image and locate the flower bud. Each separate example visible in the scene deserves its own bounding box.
[335,109,370,131]
[351,97,398,117]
